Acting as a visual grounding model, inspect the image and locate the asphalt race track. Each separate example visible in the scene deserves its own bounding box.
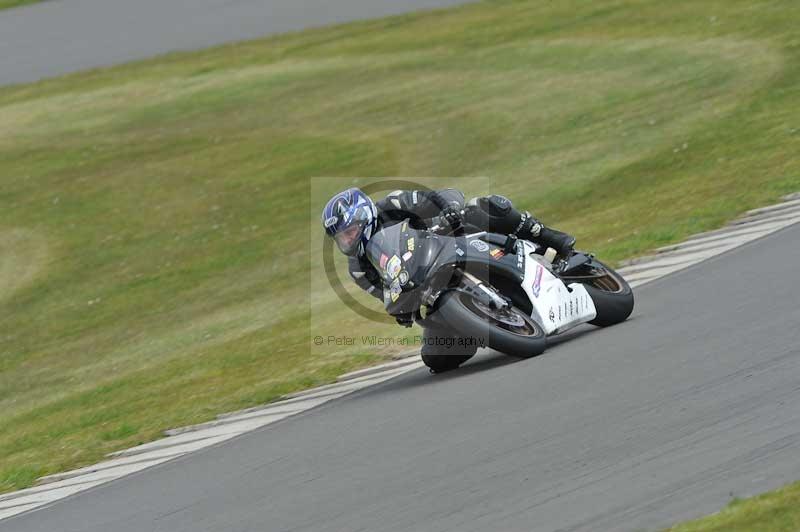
[4,2,800,529]
[0,0,470,86]
[5,224,800,531]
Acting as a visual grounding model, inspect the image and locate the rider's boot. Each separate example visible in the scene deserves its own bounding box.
[464,195,576,257]
[515,212,576,258]
[535,225,576,258]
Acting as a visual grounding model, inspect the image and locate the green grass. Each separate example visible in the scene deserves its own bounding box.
[1,0,800,495]
[666,481,800,531]
[0,0,43,10]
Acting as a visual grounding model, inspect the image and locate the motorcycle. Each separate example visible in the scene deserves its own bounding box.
[365,216,634,373]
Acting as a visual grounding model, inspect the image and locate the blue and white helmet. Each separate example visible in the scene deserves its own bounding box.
[322,188,378,256]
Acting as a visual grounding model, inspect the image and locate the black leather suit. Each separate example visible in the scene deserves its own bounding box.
[348,188,574,299]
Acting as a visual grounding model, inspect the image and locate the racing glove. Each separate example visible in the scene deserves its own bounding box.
[440,206,463,231]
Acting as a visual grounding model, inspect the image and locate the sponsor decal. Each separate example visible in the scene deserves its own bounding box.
[403,251,413,261]
[324,216,338,228]
[389,279,402,302]
[387,255,402,279]
[490,249,504,260]
[470,240,490,253]
[407,237,415,251]
[558,305,562,320]
[569,300,574,316]
[532,265,544,297]
[549,308,555,323]
[401,221,408,232]
[516,243,525,269]
[455,247,465,256]
[379,254,389,270]
[412,190,419,205]
[398,270,409,286]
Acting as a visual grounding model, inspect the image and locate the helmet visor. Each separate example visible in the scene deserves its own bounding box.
[334,220,366,256]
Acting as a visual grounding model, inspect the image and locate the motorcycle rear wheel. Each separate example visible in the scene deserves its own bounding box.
[581,260,634,327]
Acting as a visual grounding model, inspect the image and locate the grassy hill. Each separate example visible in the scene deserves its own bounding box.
[0,0,42,10]
[1,0,799,493]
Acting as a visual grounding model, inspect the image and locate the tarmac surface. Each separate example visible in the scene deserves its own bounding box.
[4,2,800,529]
[5,223,800,531]
[0,0,470,86]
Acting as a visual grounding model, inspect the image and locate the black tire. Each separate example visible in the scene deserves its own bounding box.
[418,325,477,374]
[421,353,474,374]
[582,260,634,327]
[435,290,546,359]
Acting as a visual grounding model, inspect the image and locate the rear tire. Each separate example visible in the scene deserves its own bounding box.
[435,290,546,359]
[583,260,634,327]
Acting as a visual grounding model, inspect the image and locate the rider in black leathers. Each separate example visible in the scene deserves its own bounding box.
[323,188,575,361]
[347,188,575,302]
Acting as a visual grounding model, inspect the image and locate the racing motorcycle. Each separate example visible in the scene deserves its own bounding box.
[366,217,634,373]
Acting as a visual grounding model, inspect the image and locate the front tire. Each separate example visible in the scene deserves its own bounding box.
[582,260,634,327]
[435,290,546,358]
[419,326,477,373]
[421,352,474,374]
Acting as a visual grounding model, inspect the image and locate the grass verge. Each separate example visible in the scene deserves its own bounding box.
[0,0,43,11]
[666,480,800,531]
[1,0,799,494]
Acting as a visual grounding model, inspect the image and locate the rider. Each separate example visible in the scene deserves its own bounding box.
[322,187,576,305]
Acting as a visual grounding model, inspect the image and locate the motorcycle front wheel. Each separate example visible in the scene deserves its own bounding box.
[419,326,477,374]
[435,290,546,359]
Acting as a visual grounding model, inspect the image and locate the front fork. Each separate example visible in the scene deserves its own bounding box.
[456,271,510,310]
[416,270,509,325]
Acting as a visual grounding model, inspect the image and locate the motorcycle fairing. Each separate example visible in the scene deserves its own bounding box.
[367,223,598,335]
[459,233,525,284]
[517,240,597,335]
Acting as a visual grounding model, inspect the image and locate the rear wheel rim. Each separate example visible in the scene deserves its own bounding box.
[459,293,541,337]
[587,266,625,294]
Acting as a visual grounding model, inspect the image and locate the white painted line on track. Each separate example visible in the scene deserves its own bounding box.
[0,503,43,521]
[654,220,793,254]
[621,243,743,282]
[3,194,799,522]
[337,353,420,382]
[688,208,800,241]
[743,197,800,217]
[621,246,736,277]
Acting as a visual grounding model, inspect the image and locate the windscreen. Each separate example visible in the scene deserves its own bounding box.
[365,220,441,307]
[366,222,409,283]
